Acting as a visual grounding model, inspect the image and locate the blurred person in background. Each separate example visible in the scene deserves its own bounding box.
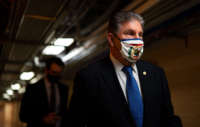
[19,56,69,127]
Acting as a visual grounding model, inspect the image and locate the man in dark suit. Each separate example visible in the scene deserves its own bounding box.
[69,11,182,127]
[19,57,69,127]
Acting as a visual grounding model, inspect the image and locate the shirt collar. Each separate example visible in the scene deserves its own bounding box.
[109,53,137,72]
[44,77,57,88]
[44,77,51,88]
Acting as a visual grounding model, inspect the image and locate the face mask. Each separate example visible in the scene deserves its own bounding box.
[47,74,60,84]
[120,38,144,63]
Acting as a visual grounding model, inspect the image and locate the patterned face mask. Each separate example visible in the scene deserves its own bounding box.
[120,38,144,63]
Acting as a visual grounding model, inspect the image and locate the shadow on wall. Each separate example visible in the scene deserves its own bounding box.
[142,30,200,127]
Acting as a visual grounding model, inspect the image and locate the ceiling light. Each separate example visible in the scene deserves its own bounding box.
[11,83,21,90]
[62,47,84,62]
[54,38,74,47]
[30,77,39,84]
[30,74,42,84]
[20,72,35,80]
[3,93,11,100]
[34,56,45,67]
[18,87,26,94]
[6,89,13,95]
[34,56,40,66]
[42,46,65,55]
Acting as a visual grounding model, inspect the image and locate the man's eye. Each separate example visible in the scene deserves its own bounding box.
[124,31,134,35]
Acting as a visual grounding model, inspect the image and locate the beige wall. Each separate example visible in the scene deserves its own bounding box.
[143,30,200,127]
[0,101,25,127]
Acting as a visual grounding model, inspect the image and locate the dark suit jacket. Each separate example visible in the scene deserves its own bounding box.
[19,79,69,127]
[69,56,182,127]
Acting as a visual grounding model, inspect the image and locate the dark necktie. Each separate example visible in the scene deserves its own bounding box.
[122,66,143,127]
[49,84,56,112]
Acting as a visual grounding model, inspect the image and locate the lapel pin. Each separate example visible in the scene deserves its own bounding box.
[143,71,147,76]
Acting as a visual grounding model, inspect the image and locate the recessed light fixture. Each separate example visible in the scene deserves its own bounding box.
[62,47,84,62]
[6,89,13,95]
[3,93,11,100]
[42,46,65,55]
[54,38,74,47]
[20,72,35,80]
[11,83,21,90]
[30,74,42,84]
[18,87,26,94]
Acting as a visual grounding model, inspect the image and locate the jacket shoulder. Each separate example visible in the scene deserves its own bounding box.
[77,57,109,76]
[137,60,165,72]
[28,79,44,87]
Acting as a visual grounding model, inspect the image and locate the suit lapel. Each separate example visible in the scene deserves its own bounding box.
[101,57,127,104]
[136,60,153,125]
[100,57,132,119]
[39,80,49,109]
[57,83,68,113]
[136,60,148,98]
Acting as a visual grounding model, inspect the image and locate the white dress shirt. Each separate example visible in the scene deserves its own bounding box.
[110,54,142,100]
[44,78,60,109]
[44,78,61,127]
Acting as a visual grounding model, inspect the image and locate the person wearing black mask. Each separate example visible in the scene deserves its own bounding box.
[19,57,69,127]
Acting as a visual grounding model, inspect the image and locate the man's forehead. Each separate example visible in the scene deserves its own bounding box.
[118,20,143,32]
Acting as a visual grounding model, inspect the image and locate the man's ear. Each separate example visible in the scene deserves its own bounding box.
[107,32,114,47]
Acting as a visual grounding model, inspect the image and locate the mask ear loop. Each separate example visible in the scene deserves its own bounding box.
[110,33,123,52]
[112,33,121,41]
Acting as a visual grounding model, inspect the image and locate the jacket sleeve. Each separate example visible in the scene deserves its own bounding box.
[19,84,44,125]
[159,68,182,127]
[68,71,90,127]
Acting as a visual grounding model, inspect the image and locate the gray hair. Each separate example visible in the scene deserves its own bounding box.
[108,11,144,34]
